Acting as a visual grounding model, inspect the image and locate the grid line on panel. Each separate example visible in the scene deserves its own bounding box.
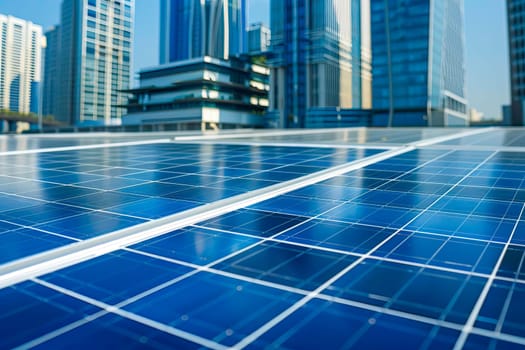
[22,240,525,350]
[232,150,501,349]
[452,203,525,350]
[27,278,228,350]
[4,128,525,349]
[0,145,408,290]
[0,142,385,265]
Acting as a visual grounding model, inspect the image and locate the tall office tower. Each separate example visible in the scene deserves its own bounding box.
[160,0,246,64]
[0,14,43,114]
[55,0,134,126]
[247,22,270,55]
[508,0,525,125]
[371,0,468,126]
[42,26,59,117]
[268,0,371,128]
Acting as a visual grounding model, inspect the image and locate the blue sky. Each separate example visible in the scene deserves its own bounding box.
[0,0,508,120]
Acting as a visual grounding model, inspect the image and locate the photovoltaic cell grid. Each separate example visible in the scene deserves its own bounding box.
[0,141,380,265]
[1,128,525,349]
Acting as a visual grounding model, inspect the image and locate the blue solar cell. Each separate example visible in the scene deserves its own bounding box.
[321,175,386,189]
[37,314,203,349]
[213,178,278,191]
[0,228,75,264]
[511,221,525,245]
[464,334,525,350]
[497,245,525,280]
[213,242,357,290]
[0,203,86,227]
[197,208,307,237]
[277,219,395,254]
[287,183,365,201]
[89,167,143,177]
[123,170,183,181]
[161,174,225,186]
[406,211,516,242]
[35,211,146,240]
[325,259,486,323]
[58,191,146,210]
[320,202,420,228]
[0,281,100,349]
[475,280,525,338]
[245,170,306,181]
[131,227,260,265]
[118,182,192,197]
[250,195,342,217]
[41,250,192,304]
[108,197,199,219]
[168,186,243,202]
[123,272,302,347]
[201,167,256,177]
[0,194,43,212]
[42,172,107,185]
[22,184,101,201]
[0,179,58,195]
[380,180,452,195]
[249,299,459,349]
[355,190,440,209]
[77,176,146,190]
[374,231,503,274]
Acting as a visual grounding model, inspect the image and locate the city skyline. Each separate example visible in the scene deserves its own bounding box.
[0,0,509,121]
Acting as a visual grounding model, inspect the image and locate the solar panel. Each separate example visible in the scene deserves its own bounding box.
[1,127,524,349]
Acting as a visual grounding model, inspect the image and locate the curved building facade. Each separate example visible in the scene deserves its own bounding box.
[160,0,246,63]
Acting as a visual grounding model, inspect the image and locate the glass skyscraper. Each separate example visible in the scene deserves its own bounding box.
[268,0,371,128]
[508,0,525,125]
[42,26,59,117]
[54,0,134,126]
[371,0,467,126]
[0,14,43,114]
[159,0,246,64]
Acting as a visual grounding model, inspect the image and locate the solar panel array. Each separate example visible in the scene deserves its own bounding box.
[1,127,524,349]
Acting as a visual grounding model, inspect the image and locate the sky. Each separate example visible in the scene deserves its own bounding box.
[0,0,508,120]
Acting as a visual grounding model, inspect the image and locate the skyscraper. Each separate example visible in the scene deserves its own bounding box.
[42,26,59,117]
[268,0,371,128]
[0,14,44,114]
[159,0,246,64]
[507,0,525,125]
[55,0,134,126]
[371,0,468,126]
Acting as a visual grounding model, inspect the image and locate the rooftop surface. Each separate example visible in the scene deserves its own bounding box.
[0,127,524,349]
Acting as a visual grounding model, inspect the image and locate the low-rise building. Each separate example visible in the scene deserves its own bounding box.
[121,56,269,130]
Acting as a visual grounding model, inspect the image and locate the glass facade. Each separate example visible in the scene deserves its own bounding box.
[55,0,134,126]
[43,26,59,117]
[0,15,43,114]
[268,0,371,128]
[508,0,525,125]
[159,0,246,64]
[371,0,467,126]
